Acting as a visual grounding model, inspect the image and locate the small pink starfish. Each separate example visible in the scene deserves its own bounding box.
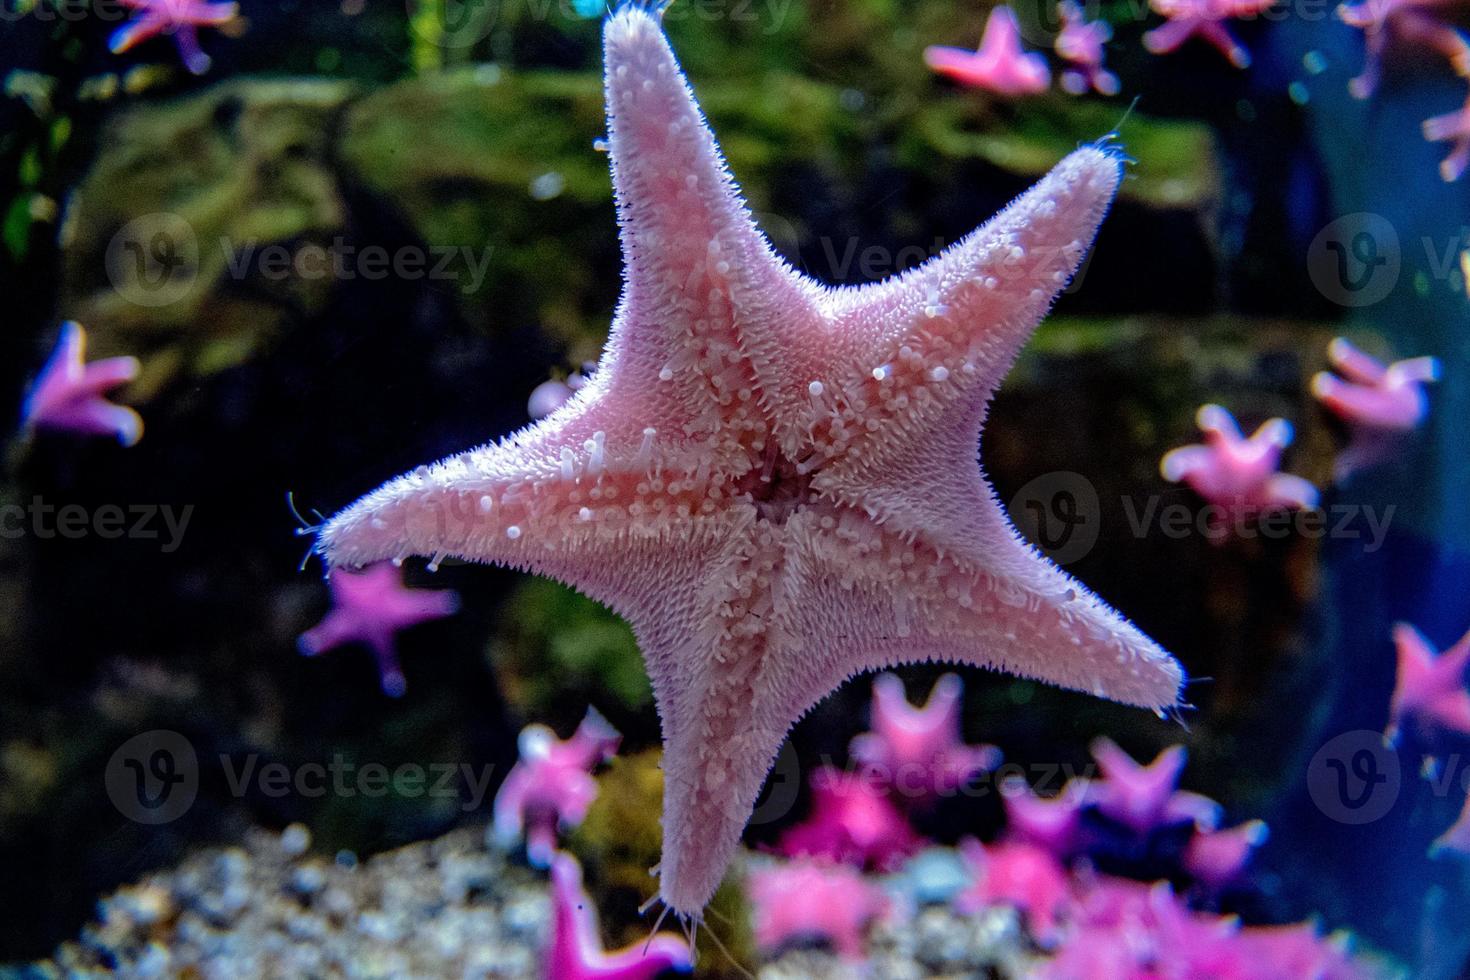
[1142,0,1277,68]
[1431,789,1470,858]
[1055,2,1120,96]
[1182,818,1268,891]
[494,708,621,867]
[109,0,240,76]
[297,563,459,696]
[776,766,924,871]
[849,673,1000,803]
[529,370,593,421]
[1159,404,1319,530]
[1386,622,1470,747]
[316,3,1183,920]
[1423,93,1470,182]
[1000,775,1091,857]
[1230,923,1363,980]
[1312,337,1439,480]
[1089,738,1222,836]
[546,852,692,979]
[23,321,143,447]
[748,859,889,961]
[955,838,1072,944]
[924,6,1052,96]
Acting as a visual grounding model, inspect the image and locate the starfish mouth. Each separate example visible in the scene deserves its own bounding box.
[736,445,814,524]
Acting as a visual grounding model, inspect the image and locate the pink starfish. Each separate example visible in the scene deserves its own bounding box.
[494,708,621,867]
[748,859,889,961]
[1312,337,1439,479]
[1230,923,1364,980]
[314,3,1183,920]
[1089,738,1222,836]
[297,562,459,696]
[1142,0,1277,68]
[1423,93,1470,182]
[1000,775,1091,857]
[1182,819,1268,891]
[1431,789,1470,858]
[529,369,593,421]
[23,320,143,447]
[955,838,1072,944]
[1386,622,1470,747]
[1159,404,1320,531]
[546,852,692,979]
[109,0,240,76]
[1055,2,1120,96]
[924,6,1052,96]
[776,766,924,871]
[849,673,1000,803]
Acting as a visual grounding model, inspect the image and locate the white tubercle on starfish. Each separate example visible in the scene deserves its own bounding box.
[316,2,1182,919]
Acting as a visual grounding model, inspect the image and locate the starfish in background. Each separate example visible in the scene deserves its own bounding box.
[1089,739,1221,836]
[924,6,1052,96]
[109,0,240,75]
[956,838,1071,945]
[24,321,143,447]
[1001,775,1090,857]
[546,852,691,979]
[1386,622,1470,748]
[297,563,459,696]
[849,673,1000,803]
[314,2,1183,920]
[493,708,621,867]
[1312,337,1438,480]
[1142,0,1276,68]
[1183,819,1269,891]
[1431,790,1470,858]
[1159,404,1319,533]
[748,860,889,961]
[776,766,924,871]
[1055,1,1120,96]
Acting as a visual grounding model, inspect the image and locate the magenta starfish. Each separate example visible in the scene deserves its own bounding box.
[924,6,1052,96]
[1182,818,1268,891]
[314,3,1182,920]
[109,0,239,76]
[546,852,692,979]
[23,321,143,447]
[748,859,889,962]
[1142,0,1277,69]
[1312,337,1439,480]
[956,838,1071,945]
[493,708,621,867]
[849,673,1000,802]
[297,562,459,696]
[1055,2,1120,96]
[1159,404,1319,530]
[1089,738,1221,836]
[1000,775,1090,857]
[1386,622,1470,747]
[776,766,924,871]
[1431,789,1470,858]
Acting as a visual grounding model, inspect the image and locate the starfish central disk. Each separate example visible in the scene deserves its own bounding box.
[316,4,1183,918]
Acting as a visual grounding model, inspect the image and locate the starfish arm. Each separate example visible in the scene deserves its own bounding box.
[1143,18,1200,55]
[601,8,824,449]
[1326,337,1388,386]
[110,13,169,53]
[81,356,143,393]
[174,26,213,75]
[795,502,1183,711]
[1388,355,1440,386]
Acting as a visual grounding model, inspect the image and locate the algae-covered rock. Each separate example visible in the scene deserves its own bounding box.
[58,79,355,396]
[571,750,754,979]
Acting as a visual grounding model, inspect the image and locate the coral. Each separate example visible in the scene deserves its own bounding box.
[923,6,1052,96]
[22,321,142,447]
[493,708,620,867]
[297,563,460,697]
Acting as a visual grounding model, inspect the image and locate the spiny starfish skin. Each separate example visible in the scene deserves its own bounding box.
[547,852,692,979]
[24,320,143,447]
[109,0,239,76]
[316,4,1183,918]
[297,563,459,696]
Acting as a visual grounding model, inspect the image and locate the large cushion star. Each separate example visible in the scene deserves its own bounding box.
[315,1,1183,921]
